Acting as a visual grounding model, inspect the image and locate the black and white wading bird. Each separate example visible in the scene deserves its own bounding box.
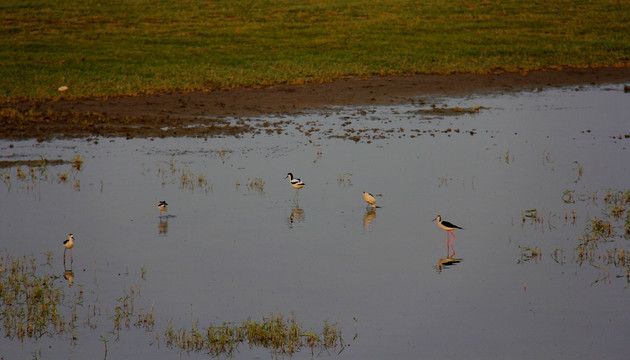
[433,215,463,258]
[285,173,305,190]
[285,173,305,199]
[63,233,75,264]
[157,200,168,217]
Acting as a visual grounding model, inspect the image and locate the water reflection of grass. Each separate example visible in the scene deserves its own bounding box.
[0,252,345,357]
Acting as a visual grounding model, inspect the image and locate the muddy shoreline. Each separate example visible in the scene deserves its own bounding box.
[2,67,630,140]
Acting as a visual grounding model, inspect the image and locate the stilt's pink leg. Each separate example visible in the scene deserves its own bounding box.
[448,230,456,257]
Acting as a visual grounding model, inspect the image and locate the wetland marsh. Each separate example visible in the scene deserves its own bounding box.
[1,84,630,359]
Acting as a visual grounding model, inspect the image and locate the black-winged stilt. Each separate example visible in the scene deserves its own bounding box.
[433,215,463,257]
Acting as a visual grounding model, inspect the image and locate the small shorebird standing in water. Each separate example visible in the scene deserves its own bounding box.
[362,191,376,209]
[63,233,75,264]
[285,173,305,189]
[433,215,463,258]
[285,173,305,199]
[157,200,168,217]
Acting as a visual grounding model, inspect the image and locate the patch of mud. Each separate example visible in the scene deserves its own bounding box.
[1,67,630,140]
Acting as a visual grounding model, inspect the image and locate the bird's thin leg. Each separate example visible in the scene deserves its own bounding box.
[63,249,66,266]
[71,249,73,264]
[448,231,456,257]
[446,232,450,255]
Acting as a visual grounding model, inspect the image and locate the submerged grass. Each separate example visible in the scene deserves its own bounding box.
[520,188,630,285]
[0,253,69,340]
[164,313,344,357]
[2,0,629,101]
[0,155,84,194]
[1,251,343,357]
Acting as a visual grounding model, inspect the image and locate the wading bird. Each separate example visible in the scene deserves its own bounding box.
[157,200,168,217]
[285,172,305,199]
[362,191,376,209]
[285,173,305,189]
[63,233,74,264]
[433,215,463,258]
[285,172,305,200]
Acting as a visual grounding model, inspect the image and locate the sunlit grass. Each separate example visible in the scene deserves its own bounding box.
[2,0,629,101]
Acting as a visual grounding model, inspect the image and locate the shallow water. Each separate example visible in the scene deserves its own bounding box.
[1,84,630,359]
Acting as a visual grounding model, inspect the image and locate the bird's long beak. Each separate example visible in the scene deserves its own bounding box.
[432,217,437,221]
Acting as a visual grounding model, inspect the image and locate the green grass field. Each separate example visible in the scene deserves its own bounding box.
[2,0,629,101]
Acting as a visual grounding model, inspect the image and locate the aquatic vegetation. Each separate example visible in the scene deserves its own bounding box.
[519,188,630,285]
[163,313,344,357]
[247,177,265,193]
[71,154,83,171]
[0,156,84,193]
[562,189,575,203]
[0,252,74,340]
[521,208,555,231]
[1,251,346,358]
[217,148,231,164]
[157,159,213,193]
[518,246,542,264]
[111,284,154,338]
[337,173,352,186]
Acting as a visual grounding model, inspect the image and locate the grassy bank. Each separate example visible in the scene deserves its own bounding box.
[1,0,629,101]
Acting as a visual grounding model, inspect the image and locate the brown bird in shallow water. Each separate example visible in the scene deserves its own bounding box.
[362,191,376,209]
[63,233,75,264]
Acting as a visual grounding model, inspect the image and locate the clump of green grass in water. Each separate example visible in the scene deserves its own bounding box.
[111,284,155,339]
[517,189,630,285]
[518,246,542,264]
[72,154,83,171]
[0,252,75,340]
[164,313,343,357]
[565,189,630,284]
[158,159,212,193]
[0,157,83,193]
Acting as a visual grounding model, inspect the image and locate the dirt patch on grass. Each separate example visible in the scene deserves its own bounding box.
[2,67,630,140]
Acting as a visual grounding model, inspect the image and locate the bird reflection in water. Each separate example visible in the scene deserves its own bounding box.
[63,268,74,287]
[363,208,376,232]
[158,217,168,235]
[288,202,305,228]
[435,257,461,273]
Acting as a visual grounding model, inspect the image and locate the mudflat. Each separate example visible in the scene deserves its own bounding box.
[2,67,630,140]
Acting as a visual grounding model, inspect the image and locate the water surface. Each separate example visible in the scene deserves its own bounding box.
[1,85,629,359]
